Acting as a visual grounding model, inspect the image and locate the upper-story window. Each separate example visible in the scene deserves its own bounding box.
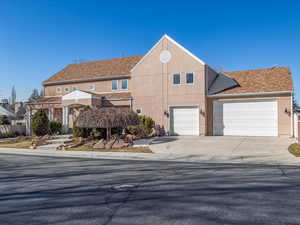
[186,73,194,84]
[64,87,70,92]
[88,84,95,91]
[56,87,62,94]
[71,86,77,91]
[121,79,128,90]
[112,80,118,90]
[173,74,181,84]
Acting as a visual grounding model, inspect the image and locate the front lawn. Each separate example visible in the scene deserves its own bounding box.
[288,143,300,157]
[0,137,153,153]
[0,137,32,149]
[64,141,153,153]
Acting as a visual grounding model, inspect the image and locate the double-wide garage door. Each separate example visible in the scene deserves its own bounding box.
[213,99,278,136]
[171,107,199,135]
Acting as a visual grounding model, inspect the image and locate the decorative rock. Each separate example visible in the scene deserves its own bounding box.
[124,134,134,145]
[105,137,117,149]
[112,139,126,148]
[93,139,106,149]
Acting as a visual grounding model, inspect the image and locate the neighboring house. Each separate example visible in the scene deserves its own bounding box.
[0,105,16,118]
[27,34,294,137]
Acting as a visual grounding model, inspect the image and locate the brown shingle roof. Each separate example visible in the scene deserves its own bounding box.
[29,96,62,104]
[44,55,144,85]
[218,67,293,95]
[102,92,132,99]
[77,90,132,99]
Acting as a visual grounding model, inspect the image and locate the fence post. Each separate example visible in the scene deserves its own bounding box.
[298,115,300,143]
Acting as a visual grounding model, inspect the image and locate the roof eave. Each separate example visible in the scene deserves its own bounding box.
[207,90,293,98]
[43,74,131,86]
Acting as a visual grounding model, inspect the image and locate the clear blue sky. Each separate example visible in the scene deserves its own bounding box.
[1,0,299,101]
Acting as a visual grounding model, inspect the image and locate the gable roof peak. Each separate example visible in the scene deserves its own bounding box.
[130,34,206,72]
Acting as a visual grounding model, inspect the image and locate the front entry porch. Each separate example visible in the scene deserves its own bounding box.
[26,90,132,135]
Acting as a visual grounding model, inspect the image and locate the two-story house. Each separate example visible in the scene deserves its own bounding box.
[27,34,294,137]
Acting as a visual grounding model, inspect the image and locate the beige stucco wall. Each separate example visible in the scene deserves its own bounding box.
[206,94,292,136]
[130,36,206,135]
[44,79,130,97]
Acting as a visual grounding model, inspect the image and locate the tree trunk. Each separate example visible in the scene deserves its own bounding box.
[107,127,111,141]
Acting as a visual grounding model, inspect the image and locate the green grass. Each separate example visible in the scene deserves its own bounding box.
[288,143,300,157]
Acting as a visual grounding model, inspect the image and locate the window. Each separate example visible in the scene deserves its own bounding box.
[112,80,118,90]
[88,84,95,90]
[71,86,77,91]
[64,87,70,92]
[121,79,128,90]
[186,73,194,84]
[173,74,180,84]
[136,108,142,115]
[56,87,62,94]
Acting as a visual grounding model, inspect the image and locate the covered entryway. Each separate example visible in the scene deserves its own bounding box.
[213,99,278,136]
[170,107,199,135]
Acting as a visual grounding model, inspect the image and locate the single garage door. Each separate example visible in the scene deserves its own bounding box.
[171,107,199,135]
[213,99,278,136]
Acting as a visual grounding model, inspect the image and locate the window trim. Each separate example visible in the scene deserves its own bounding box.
[112,80,118,91]
[56,87,62,94]
[121,79,128,90]
[172,73,181,85]
[186,72,194,85]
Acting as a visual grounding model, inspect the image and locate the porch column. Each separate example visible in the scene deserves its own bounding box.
[25,106,32,136]
[63,106,69,134]
[48,108,54,121]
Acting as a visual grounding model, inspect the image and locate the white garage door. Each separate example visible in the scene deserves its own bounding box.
[213,99,278,136]
[171,107,199,135]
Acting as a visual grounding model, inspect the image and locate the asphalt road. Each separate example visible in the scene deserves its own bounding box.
[0,154,300,225]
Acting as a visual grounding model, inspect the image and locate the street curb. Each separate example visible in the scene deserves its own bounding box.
[0,148,166,161]
[0,147,299,166]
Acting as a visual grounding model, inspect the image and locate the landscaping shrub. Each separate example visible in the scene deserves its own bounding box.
[126,116,156,138]
[127,125,148,138]
[0,116,10,125]
[112,127,123,135]
[49,120,62,135]
[288,143,300,157]
[73,125,91,138]
[91,128,105,139]
[139,115,155,132]
[32,109,49,136]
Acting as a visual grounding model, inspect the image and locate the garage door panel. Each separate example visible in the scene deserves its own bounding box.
[171,107,199,136]
[213,100,278,136]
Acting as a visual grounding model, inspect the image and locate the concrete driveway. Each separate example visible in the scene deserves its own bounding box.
[150,136,298,165]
